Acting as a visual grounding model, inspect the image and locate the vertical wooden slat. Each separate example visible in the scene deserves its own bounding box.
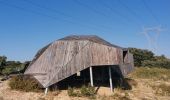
[25,36,134,87]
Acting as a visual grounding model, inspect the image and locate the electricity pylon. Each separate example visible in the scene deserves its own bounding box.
[142,25,164,53]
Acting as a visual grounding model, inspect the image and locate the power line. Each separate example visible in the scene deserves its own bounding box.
[99,0,141,26]
[74,0,131,26]
[0,1,75,25]
[73,0,120,28]
[116,0,143,26]
[74,0,109,18]
[23,0,113,30]
[23,0,77,19]
[142,0,160,25]
[74,0,135,26]
[0,0,111,33]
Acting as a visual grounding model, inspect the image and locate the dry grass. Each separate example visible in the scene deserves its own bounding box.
[97,92,131,100]
[111,92,131,100]
[9,75,42,92]
[151,83,170,96]
[125,78,138,87]
[67,85,96,99]
[0,67,170,100]
[129,67,170,81]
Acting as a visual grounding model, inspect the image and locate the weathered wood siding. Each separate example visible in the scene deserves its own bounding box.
[120,52,134,76]
[47,41,122,86]
[90,42,119,65]
[25,36,134,88]
[25,40,89,87]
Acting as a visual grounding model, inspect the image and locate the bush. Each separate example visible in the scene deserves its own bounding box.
[142,60,170,69]
[129,48,170,69]
[67,85,96,98]
[80,85,95,97]
[2,67,15,75]
[0,56,7,74]
[67,87,80,97]
[129,48,154,66]
[9,75,42,92]
[0,56,30,75]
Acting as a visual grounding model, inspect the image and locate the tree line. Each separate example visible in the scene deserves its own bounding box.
[129,48,170,69]
[0,56,30,75]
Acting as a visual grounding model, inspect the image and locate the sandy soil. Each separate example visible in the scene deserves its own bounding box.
[0,79,170,100]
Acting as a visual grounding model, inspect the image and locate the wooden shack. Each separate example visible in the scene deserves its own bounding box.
[24,35,134,93]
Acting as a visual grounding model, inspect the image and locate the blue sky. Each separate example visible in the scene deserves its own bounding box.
[0,0,170,61]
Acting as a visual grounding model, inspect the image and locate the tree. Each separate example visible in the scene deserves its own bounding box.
[129,48,154,66]
[0,56,7,73]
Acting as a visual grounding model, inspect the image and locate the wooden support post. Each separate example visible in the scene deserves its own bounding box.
[90,66,94,87]
[45,87,48,95]
[109,67,113,92]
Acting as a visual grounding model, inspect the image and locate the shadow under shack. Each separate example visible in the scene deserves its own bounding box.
[50,65,132,92]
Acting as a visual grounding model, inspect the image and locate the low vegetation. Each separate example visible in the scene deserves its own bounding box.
[130,67,170,81]
[68,87,80,97]
[80,85,96,97]
[68,85,96,99]
[0,55,30,75]
[9,75,42,92]
[129,48,170,69]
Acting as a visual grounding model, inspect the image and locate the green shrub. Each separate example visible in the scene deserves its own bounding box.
[9,75,42,92]
[80,85,95,97]
[67,85,96,98]
[67,87,73,95]
[129,48,170,69]
[2,67,14,75]
[129,48,154,66]
[67,87,81,97]
[142,60,170,69]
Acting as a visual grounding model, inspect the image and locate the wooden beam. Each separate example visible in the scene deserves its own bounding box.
[109,67,113,92]
[45,87,48,95]
[89,66,94,87]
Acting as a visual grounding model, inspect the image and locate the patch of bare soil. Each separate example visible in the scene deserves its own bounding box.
[0,79,170,100]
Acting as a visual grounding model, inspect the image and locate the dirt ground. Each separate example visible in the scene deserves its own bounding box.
[0,78,170,100]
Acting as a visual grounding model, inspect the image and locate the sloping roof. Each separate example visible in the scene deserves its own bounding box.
[28,43,51,67]
[28,35,123,68]
[59,35,123,49]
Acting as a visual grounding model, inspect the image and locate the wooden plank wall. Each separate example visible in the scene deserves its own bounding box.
[47,41,122,87]
[25,40,132,87]
[119,52,134,76]
[25,40,89,87]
